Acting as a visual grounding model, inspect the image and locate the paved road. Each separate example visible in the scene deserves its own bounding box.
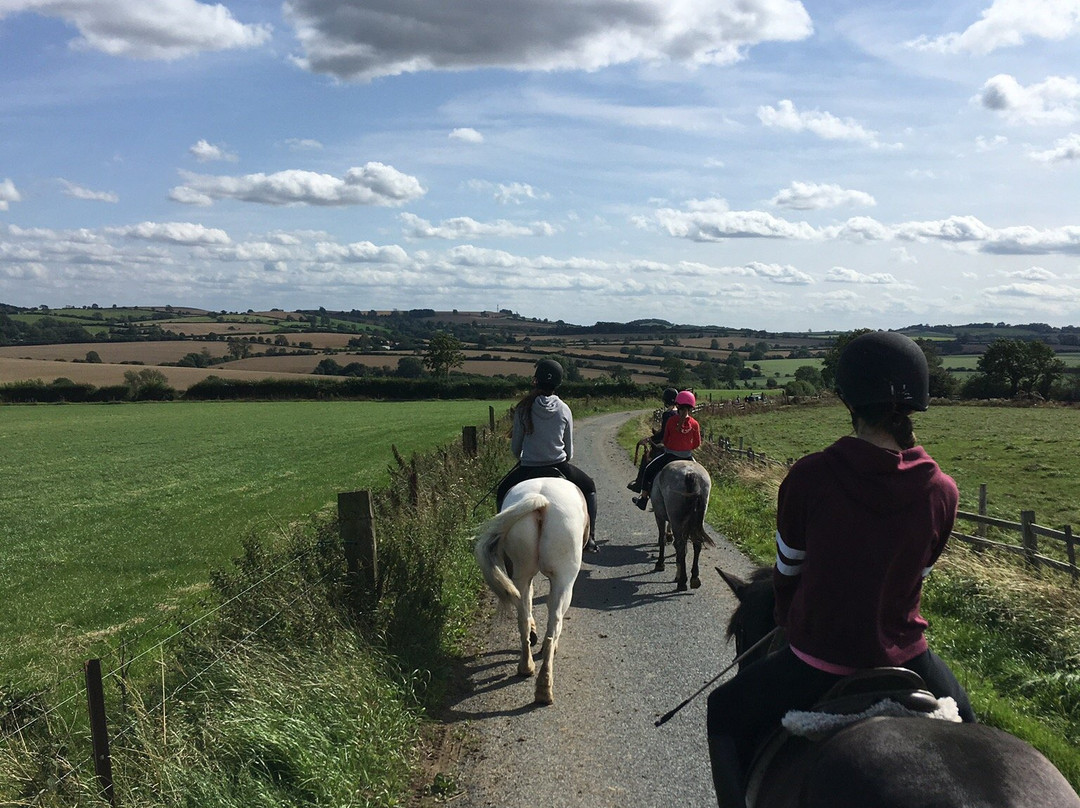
[445,411,760,808]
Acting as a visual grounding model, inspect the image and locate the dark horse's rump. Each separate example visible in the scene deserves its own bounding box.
[716,566,1080,808]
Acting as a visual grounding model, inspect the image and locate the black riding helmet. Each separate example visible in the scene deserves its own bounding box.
[662,387,679,406]
[835,331,929,412]
[534,358,564,391]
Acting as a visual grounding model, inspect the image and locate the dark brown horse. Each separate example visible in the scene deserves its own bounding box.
[716,567,1080,808]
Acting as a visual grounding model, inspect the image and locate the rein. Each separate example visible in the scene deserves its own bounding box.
[654,626,780,727]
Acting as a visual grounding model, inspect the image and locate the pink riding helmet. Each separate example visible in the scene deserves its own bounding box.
[675,390,696,407]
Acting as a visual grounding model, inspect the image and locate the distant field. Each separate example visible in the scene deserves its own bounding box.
[0,356,327,389]
[0,340,231,363]
[0,400,507,683]
[699,403,1080,530]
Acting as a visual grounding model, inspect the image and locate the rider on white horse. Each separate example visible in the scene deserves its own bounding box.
[496,357,600,553]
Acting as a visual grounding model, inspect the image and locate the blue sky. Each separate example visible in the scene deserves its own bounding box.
[2,0,1080,331]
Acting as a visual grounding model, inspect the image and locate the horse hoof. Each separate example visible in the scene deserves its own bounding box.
[529,630,538,647]
[654,562,665,572]
[676,581,688,592]
[534,692,553,706]
[691,578,701,589]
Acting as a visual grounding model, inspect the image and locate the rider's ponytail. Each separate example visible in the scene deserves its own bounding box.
[515,390,542,435]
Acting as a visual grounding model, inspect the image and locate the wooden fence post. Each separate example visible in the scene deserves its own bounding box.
[84,659,116,807]
[489,406,496,432]
[1020,510,1038,567]
[462,426,478,457]
[339,490,377,598]
[1064,524,1077,584]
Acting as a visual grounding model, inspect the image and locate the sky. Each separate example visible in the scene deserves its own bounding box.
[2,0,1080,332]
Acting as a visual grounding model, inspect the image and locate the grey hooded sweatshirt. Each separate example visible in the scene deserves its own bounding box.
[511,394,573,466]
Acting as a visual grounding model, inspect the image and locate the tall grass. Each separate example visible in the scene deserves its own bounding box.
[623,404,1080,789]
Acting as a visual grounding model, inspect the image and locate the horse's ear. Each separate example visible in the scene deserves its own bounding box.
[715,566,748,599]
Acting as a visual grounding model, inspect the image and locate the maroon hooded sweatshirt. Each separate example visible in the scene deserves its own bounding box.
[773,436,958,672]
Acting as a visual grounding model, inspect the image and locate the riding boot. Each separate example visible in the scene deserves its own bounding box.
[584,491,600,553]
[708,735,747,808]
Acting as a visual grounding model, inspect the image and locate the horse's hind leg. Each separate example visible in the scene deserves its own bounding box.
[690,539,703,589]
[654,521,666,572]
[535,574,574,705]
[674,534,689,591]
[515,578,536,677]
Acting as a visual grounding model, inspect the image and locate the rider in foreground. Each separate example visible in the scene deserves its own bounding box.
[705,331,975,808]
[496,358,600,553]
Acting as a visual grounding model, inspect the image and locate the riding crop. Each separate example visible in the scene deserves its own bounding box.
[654,626,781,727]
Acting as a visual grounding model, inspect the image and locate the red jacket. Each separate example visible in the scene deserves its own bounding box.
[773,436,958,671]
[662,414,701,455]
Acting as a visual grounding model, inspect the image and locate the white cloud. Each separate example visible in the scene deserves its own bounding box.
[1006,266,1058,280]
[984,282,1080,300]
[758,99,890,148]
[0,178,22,210]
[906,0,1080,55]
[190,139,238,162]
[649,198,822,241]
[978,74,1080,125]
[975,134,1008,151]
[3,0,272,60]
[170,164,426,207]
[284,0,813,81]
[108,221,231,245]
[770,181,876,210]
[467,180,547,205]
[400,213,556,239]
[285,138,324,151]
[449,128,484,144]
[1028,133,1080,163]
[825,267,901,285]
[60,180,119,203]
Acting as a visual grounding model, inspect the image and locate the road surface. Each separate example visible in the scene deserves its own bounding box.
[439,410,760,808]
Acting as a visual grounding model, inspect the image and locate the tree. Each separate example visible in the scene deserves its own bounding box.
[423,331,465,379]
[793,365,824,392]
[660,355,688,386]
[226,337,251,360]
[123,368,172,400]
[396,356,424,378]
[977,339,1064,397]
[84,350,102,363]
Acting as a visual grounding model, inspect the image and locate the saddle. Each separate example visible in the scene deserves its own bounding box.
[744,668,944,807]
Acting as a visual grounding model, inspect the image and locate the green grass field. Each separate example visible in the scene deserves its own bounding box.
[699,402,1080,531]
[0,399,507,683]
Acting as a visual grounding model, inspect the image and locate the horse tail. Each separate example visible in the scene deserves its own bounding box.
[683,473,715,547]
[473,493,548,607]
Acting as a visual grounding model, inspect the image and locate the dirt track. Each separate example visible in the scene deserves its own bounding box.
[433,410,759,807]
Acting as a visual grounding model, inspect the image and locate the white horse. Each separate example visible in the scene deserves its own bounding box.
[650,460,713,591]
[473,477,588,705]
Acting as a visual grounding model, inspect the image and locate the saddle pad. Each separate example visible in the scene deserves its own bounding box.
[782,697,961,740]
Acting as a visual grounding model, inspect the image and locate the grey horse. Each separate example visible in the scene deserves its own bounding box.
[650,459,713,591]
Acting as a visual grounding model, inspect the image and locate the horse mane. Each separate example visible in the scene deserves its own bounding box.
[726,566,774,640]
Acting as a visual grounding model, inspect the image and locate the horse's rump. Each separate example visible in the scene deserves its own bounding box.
[657,460,713,547]
[473,491,549,606]
[755,716,1080,808]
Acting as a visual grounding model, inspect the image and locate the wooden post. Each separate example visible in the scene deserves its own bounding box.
[973,483,988,553]
[339,490,377,597]
[1064,524,1077,584]
[1020,510,1038,568]
[489,406,496,432]
[84,659,116,807]
[462,426,478,457]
